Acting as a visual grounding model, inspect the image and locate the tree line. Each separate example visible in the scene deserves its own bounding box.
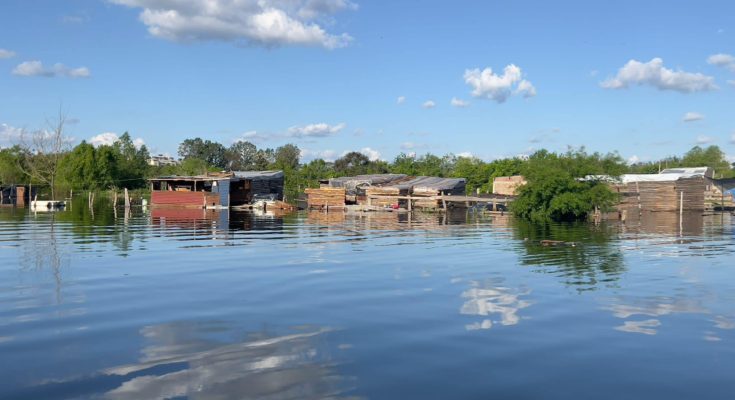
[2,115,732,221]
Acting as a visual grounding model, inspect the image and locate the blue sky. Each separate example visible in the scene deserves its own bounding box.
[1,0,734,163]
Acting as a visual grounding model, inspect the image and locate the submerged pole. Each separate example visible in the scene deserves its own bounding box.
[679,190,683,232]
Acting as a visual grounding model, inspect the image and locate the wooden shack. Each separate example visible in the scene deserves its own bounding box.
[306,174,407,209]
[305,174,467,210]
[607,168,720,212]
[492,176,526,196]
[0,185,34,207]
[149,170,284,208]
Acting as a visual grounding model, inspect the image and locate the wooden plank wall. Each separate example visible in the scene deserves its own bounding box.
[305,188,346,208]
[614,177,706,212]
[151,191,220,208]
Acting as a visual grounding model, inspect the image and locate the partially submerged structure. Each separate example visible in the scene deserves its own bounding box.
[589,167,733,212]
[0,185,34,207]
[149,171,284,208]
[492,176,527,196]
[305,174,468,210]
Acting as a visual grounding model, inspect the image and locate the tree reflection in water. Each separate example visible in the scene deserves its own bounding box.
[511,219,625,291]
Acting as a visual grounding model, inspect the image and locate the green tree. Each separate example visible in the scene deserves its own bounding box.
[227,141,259,170]
[334,151,371,176]
[510,149,621,222]
[178,138,228,169]
[59,141,98,189]
[299,158,335,188]
[273,144,300,170]
[452,156,493,194]
[0,146,26,185]
[113,132,149,188]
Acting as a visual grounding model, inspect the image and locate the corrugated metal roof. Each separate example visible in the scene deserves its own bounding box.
[151,171,284,181]
[660,167,713,177]
[232,170,284,180]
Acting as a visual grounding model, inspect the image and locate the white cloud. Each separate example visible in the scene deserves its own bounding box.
[110,0,354,49]
[601,58,716,93]
[683,112,704,122]
[234,130,273,143]
[0,123,24,147]
[729,80,735,87]
[516,79,537,98]
[696,135,715,145]
[463,64,536,103]
[707,53,735,72]
[360,147,381,161]
[0,49,15,59]
[288,122,345,138]
[89,132,119,147]
[450,97,470,107]
[422,100,436,109]
[627,155,640,165]
[730,132,735,144]
[300,148,338,161]
[297,0,357,19]
[12,61,91,78]
[457,152,473,158]
[396,96,405,105]
[89,132,145,148]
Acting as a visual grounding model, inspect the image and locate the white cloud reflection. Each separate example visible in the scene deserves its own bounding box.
[460,280,531,330]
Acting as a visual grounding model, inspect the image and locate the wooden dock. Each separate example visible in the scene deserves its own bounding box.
[365,194,514,211]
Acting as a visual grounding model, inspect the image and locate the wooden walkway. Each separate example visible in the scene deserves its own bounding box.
[366,194,514,211]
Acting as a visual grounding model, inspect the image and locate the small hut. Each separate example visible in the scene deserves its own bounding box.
[0,185,35,207]
[149,170,284,208]
[492,176,527,196]
[600,167,718,212]
[305,174,467,210]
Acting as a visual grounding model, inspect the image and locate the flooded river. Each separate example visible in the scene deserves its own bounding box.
[1,202,734,399]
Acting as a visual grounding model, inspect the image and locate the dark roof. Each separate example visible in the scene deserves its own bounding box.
[232,170,284,180]
[150,170,284,182]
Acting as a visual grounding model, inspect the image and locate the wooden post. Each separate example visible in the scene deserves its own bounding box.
[124,188,131,209]
[679,190,683,230]
[408,195,412,212]
[441,192,447,211]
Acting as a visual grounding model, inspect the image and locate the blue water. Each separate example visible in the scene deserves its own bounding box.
[0,206,734,399]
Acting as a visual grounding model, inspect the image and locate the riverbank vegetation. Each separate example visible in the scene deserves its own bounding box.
[2,117,733,222]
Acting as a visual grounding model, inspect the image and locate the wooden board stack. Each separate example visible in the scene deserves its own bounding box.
[613,177,706,212]
[305,188,346,208]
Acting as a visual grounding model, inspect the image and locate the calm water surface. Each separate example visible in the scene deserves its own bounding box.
[1,202,734,399]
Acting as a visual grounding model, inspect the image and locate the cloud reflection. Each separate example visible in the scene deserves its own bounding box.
[100,322,355,400]
[460,280,531,330]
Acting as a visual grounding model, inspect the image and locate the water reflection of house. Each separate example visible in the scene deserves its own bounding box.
[148,171,284,208]
[306,209,492,230]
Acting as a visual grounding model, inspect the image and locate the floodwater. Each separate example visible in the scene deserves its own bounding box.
[1,200,734,399]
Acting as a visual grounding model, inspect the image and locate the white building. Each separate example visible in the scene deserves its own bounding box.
[148,154,179,167]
